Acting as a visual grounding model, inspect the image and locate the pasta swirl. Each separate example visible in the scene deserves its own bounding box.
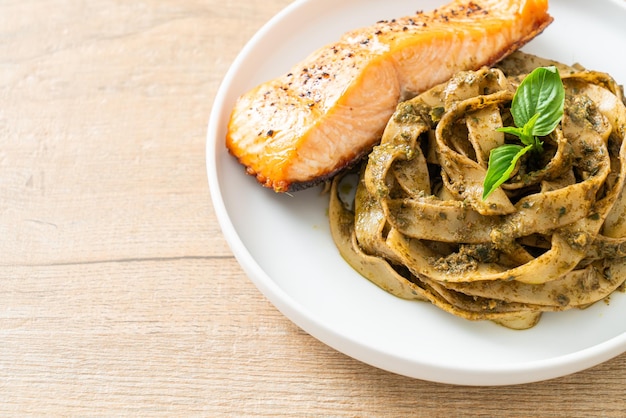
[329,52,626,329]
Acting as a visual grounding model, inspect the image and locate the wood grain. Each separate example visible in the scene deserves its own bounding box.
[0,0,624,415]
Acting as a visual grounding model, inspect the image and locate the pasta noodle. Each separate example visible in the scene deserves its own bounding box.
[329,52,626,329]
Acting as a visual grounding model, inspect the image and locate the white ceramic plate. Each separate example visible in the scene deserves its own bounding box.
[207,0,626,385]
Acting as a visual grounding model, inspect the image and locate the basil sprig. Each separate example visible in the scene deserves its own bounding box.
[482,66,565,199]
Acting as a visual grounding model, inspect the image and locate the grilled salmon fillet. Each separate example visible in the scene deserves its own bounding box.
[226,0,553,192]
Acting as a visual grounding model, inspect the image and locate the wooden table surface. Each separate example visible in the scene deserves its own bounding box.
[1,0,624,415]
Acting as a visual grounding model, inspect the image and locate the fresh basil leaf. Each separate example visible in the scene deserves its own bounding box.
[511,66,565,137]
[498,113,540,146]
[482,144,532,199]
[482,66,564,200]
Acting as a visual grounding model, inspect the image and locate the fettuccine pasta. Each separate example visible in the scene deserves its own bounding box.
[329,52,626,329]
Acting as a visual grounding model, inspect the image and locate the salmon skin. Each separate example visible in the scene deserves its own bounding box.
[226,0,553,192]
